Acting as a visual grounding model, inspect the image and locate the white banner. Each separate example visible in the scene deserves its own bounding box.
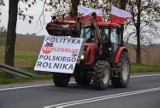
[34,36,83,74]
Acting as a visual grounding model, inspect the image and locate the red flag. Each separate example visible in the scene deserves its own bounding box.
[111,6,132,24]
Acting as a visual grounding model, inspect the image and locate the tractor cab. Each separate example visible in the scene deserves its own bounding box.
[98,22,122,62]
[79,21,122,63]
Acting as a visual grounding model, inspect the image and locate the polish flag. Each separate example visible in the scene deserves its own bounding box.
[78,5,103,21]
[111,6,132,24]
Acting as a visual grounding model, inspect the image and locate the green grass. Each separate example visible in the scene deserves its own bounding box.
[0,69,52,84]
[15,53,38,62]
[131,63,160,73]
[0,40,5,46]
[15,54,37,61]
[0,75,52,84]
[0,51,5,58]
[14,54,38,68]
[0,52,52,84]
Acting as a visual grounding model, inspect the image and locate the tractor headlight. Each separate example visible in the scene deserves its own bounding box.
[81,55,85,60]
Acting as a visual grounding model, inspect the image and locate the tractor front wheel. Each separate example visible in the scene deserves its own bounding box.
[53,73,70,87]
[75,73,92,85]
[111,52,130,88]
[93,60,110,90]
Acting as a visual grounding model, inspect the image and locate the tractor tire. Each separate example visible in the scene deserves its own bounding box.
[111,52,130,88]
[53,73,70,87]
[92,60,110,90]
[75,72,92,85]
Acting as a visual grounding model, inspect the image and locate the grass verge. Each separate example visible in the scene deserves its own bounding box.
[131,63,160,73]
[0,69,52,84]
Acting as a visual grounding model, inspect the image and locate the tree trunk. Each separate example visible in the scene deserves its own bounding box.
[4,0,19,78]
[71,0,80,19]
[136,0,141,64]
[119,0,127,46]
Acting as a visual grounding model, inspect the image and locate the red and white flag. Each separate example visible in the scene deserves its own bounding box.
[111,6,132,24]
[78,5,103,21]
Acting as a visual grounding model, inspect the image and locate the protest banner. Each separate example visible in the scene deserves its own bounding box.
[34,36,83,74]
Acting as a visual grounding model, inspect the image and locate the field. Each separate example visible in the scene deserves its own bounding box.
[0,35,44,68]
[126,44,160,64]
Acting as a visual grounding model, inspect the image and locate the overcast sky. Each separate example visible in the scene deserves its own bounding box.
[1,1,51,36]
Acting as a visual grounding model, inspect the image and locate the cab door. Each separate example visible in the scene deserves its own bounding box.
[110,27,120,61]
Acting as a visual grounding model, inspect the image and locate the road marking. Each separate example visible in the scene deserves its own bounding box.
[0,73,160,91]
[44,87,160,108]
[131,73,160,78]
[0,84,53,91]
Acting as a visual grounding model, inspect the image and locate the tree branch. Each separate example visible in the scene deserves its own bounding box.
[37,0,46,34]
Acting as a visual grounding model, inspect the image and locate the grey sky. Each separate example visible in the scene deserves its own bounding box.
[1,0,51,36]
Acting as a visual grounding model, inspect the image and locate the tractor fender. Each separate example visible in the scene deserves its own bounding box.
[113,47,128,64]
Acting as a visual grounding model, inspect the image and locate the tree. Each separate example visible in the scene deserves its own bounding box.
[125,0,160,64]
[71,0,80,19]
[4,0,19,78]
[119,0,127,45]
[0,0,4,5]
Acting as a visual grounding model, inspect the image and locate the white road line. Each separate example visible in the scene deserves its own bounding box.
[44,87,160,108]
[0,84,53,91]
[0,73,160,91]
[0,82,75,91]
[131,73,160,78]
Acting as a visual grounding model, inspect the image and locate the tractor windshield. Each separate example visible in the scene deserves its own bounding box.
[80,26,96,43]
[99,27,119,44]
[99,27,109,43]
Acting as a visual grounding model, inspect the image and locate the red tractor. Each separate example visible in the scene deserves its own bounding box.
[46,12,130,90]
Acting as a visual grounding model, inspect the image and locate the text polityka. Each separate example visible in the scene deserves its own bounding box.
[46,36,82,44]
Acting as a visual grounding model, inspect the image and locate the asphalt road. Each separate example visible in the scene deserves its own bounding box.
[0,73,160,108]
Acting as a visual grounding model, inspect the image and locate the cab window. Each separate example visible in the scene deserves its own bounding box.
[80,26,96,43]
[110,28,118,44]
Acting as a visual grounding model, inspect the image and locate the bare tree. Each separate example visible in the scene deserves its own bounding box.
[125,0,160,64]
[0,0,4,5]
[4,0,19,78]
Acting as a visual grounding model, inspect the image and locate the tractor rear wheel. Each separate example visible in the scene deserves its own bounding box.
[53,73,70,87]
[111,52,130,88]
[93,60,110,90]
